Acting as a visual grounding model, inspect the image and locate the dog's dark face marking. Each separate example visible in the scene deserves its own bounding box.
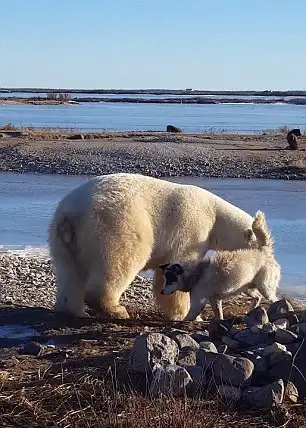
[159,263,184,295]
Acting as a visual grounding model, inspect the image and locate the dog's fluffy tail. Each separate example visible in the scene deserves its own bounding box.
[252,210,274,249]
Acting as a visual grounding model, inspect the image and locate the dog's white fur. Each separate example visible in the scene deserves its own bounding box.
[49,173,258,320]
[160,211,280,320]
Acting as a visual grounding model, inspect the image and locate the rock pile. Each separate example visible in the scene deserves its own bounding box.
[128,299,306,409]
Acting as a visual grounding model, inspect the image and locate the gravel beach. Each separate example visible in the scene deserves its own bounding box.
[0,253,155,313]
[0,129,305,179]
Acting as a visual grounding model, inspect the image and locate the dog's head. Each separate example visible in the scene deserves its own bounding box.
[159,262,186,295]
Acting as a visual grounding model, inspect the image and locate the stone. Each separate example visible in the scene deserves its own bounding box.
[196,352,254,387]
[233,328,274,347]
[243,379,285,410]
[262,322,276,333]
[262,342,287,357]
[299,309,306,323]
[199,341,218,353]
[67,133,85,140]
[20,341,45,357]
[295,323,306,336]
[267,351,292,381]
[221,336,240,350]
[185,365,208,395]
[166,125,182,133]
[167,332,199,351]
[178,347,197,366]
[217,344,228,354]
[239,352,268,381]
[244,306,269,327]
[267,299,294,322]
[129,333,179,373]
[288,341,306,398]
[208,319,229,340]
[275,329,298,344]
[285,381,299,403]
[273,318,290,330]
[217,385,242,401]
[190,330,210,343]
[149,364,192,397]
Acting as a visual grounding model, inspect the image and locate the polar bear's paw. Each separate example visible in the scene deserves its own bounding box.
[104,304,130,320]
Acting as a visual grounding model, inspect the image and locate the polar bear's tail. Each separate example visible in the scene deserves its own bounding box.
[48,213,80,265]
[252,210,274,250]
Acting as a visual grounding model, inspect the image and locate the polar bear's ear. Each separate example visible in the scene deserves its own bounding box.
[159,263,170,271]
[244,228,254,243]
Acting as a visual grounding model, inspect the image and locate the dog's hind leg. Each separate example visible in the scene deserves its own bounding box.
[246,288,263,309]
[210,298,224,320]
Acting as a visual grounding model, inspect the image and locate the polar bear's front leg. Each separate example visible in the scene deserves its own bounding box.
[153,268,190,321]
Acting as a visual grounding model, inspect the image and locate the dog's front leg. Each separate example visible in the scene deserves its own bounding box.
[183,298,208,321]
[210,298,224,320]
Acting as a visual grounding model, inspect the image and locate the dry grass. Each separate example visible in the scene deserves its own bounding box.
[1,365,305,428]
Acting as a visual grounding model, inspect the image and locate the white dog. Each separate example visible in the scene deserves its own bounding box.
[159,211,280,320]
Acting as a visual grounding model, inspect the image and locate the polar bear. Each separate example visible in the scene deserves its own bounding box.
[49,173,257,320]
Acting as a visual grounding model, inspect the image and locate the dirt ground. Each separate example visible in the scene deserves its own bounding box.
[1,297,306,428]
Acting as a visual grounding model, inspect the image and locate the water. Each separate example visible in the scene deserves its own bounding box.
[0,172,305,297]
[0,102,305,132]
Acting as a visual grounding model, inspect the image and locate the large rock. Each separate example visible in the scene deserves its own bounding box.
[233,328,274,347]
[267,299,294,322]
[285,381,299,403]
[196,352,254,387]
[217,385,242,401]
[262,342,287,357]
[243,379,285,409]
[178,347,197,366]
[199,341,218,353]
[190,330,210,343]
[167,331,199,351]
[267,350,292,380]
[273,318,290,330]
[149,364,192,397]
[185,365,208,395]
[286,341,306,398]
[221,335,240,350]
[129,333,179,373]
[275,328,299,344]
[299,309,306,323]
[295,323,306,336]
[244,306,269,327]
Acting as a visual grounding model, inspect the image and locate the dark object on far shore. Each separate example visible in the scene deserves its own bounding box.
[67,133,85,140]
[167,125,182,133]
[287,128,302,150]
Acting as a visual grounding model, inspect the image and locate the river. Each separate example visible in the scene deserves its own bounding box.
[0,172,305,298]
[0,102,305,132]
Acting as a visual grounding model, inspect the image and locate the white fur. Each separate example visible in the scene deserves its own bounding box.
[48,173,257,320]
[161,211,280,321]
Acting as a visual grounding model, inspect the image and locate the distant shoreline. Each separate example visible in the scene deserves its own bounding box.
[2,96,306,106]
[2,88,306,97]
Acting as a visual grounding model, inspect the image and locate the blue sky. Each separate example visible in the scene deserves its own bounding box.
[1,0,305,90]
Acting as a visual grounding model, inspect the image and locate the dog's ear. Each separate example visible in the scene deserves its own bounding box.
[170,263,184,275]
[159,263,170,271]
[244,228,254,243]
